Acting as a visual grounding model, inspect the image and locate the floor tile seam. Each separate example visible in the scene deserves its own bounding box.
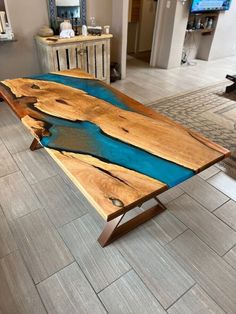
[169,209,234,257]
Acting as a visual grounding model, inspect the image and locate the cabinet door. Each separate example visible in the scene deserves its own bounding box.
[52,43,84,71]
[82,40,110,82]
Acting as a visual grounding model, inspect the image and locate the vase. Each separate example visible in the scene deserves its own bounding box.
[60,20,72,32]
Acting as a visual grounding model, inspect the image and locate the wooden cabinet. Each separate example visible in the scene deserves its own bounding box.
[36,34,112,83]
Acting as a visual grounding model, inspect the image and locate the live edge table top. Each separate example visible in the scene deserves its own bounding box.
[0,69,230,221]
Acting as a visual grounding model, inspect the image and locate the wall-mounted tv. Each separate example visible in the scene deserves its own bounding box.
[190,0,232,13]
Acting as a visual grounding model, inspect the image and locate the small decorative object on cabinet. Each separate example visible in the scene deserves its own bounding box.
[38,26,54,37]
[60,19,72,31]
[36,34,112,83]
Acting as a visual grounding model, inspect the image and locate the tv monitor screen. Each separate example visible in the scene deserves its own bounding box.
[190,0,232,13]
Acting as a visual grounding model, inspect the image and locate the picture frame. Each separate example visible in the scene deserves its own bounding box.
[47,0,86,33]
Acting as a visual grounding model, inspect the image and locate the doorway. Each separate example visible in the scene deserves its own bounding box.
[127,0,157,64]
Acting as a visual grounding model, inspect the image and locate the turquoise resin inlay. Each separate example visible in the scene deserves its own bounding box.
[39,115,194,188]
[29,73,132,111]
[27,73,194,187]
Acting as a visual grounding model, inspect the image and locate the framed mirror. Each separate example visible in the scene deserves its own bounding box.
[48,0,86,34]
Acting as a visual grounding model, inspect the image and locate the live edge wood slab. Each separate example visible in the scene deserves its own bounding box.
[0,69,230,246]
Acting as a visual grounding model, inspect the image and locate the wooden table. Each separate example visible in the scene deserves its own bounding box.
[0,69,230,247]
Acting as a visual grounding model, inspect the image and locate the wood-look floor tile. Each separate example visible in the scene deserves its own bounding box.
[0,171,41,220]
[166,230,236,314]
[13,149,57,184]
[224,246,236,270]
[180,176,229,211]
[167,284,225,314]
[0,251,46,313]
[59,214,131,292]
[0,122,33,154]
[0,102,19,126]
[57,168,99,214]
[168,194,236,256]
[0,142,18,178]
[38,262,106,314]
[99,270,167,314]
[145,210,187,246]
[0,207,17,258]
[208,172,236,201]
[32,175,88,227]
[0,103,33,154]
[59,173,95,214]
[158,186,184,204]
[10,209,74,284]
[116,227,195,309]
[198,165,220,180]
[214,200,236,231]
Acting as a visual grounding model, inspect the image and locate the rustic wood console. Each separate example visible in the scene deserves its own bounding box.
[36,34,112,83]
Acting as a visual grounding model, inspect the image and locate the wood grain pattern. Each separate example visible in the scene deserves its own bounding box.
[36,34,113,46]
[48,149,166,220]
[2,78,227,171]
[52,68,95,79]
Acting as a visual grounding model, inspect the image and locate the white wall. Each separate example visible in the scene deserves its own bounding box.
[151,0,188,69]
[86,0,112,26]
[0,0,49,80]
[208,0,236,60]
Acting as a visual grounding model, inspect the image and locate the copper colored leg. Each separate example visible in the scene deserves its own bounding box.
[98,198,166,247]
[30,138,42,151]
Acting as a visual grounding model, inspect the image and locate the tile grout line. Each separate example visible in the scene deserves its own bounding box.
[115,234,196,311]
[212,209,236,234]
[206,174,236,202]
[0,247,49,314]
[181,192,236,234]
[165,282,197,311]
[163,226,190,248]
[179,184,230,214]
[165,234,231,314]
[222,243,236,257]
[169,207,234,257]
[97,268,132,295]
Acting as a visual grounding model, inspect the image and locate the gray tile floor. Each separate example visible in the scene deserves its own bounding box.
[1,57,236,313]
